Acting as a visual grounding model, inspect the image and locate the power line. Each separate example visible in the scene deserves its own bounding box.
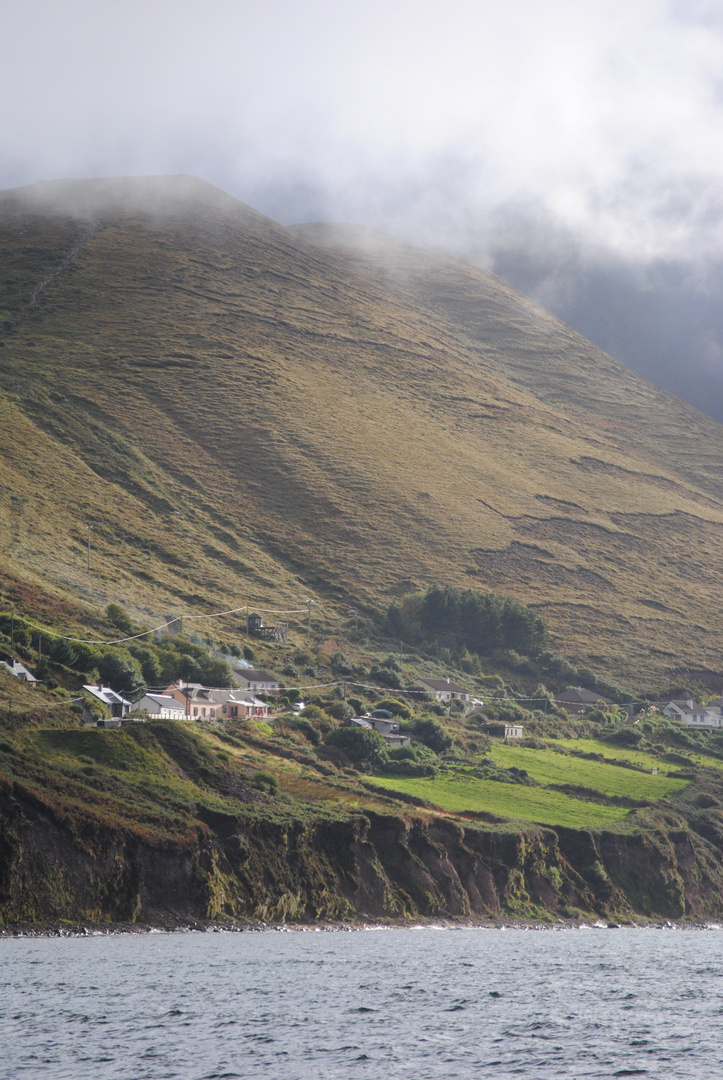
[20,602,315,646]
[0,695,84,710]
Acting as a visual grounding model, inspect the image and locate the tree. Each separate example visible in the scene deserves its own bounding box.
[97,649,144,693]
[49,637,79,668]
[128,647,162,685]
[198,656,234,687]
[175,654,202,684]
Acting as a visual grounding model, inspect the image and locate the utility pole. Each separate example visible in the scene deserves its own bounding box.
[87,524,93,571]
[10,611,14,653]
[400,638,403,665]
[307,599,313,639]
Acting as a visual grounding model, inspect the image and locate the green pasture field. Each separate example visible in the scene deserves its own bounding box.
[366,773,630,828]
[554,735,723,773]
[489,743,688,800]
[552,737,686,770]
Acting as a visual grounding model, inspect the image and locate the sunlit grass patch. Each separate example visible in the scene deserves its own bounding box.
[489,744,688,800]
[366,772,629,828]
[553,737,681,771]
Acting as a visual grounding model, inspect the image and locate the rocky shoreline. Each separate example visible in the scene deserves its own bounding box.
[2,914,722,938]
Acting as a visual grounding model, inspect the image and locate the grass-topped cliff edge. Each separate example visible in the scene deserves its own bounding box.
[3,639,723,926]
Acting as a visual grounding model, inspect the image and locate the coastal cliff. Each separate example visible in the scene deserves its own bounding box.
[3,770,723,927]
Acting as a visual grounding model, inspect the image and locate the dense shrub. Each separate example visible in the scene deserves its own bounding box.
[300,704,325,720]
[606,727,642,747]
[49,637,80,668]
[481,702,527,725]
[374,698,413,720]
[387,742,438,766]
[128,645,162,684]
[412,716,453,753]
[290,718,320,745]
[106,603,134,636]
[0,615,30,647]
[330,651,353,675]
[325,701,354,723]
[325,726,388,770]
[251,770,278,794]
[369,665,402,689]
[379,656,402,672]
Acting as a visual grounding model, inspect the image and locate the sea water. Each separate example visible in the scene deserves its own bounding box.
[1,926,723,1079]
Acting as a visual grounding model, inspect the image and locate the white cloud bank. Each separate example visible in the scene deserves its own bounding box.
[3,0,723,258]
[5,0,723,414]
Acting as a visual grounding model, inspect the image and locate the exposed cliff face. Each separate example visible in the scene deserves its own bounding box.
[3,777,723,926]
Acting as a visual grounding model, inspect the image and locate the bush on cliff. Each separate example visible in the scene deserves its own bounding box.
[325,726,388,770]
[411,716,453,753]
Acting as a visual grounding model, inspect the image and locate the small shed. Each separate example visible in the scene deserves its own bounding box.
[484,722,524,740]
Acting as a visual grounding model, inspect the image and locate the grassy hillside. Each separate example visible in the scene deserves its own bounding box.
[2,176,723,686]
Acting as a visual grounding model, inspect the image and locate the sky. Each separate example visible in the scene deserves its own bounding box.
[4,0,723,418]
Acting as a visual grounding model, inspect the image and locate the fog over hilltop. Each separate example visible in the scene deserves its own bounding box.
[4,0,723,419]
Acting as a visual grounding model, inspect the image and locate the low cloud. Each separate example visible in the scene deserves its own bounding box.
[4,0,723,415]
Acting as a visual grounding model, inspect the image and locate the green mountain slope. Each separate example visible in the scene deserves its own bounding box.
[1,175,723,685]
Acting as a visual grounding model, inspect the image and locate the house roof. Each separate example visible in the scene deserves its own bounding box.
[237,669,279,683]
[555,686,610,704]
[83,685,131,706]
[142,694,184,711]
[165,682,204,696]
[419,678,469,694]
[1,660,38,682]
[163,683,268,708]
[662,699,706,715]
[219,692,267,707]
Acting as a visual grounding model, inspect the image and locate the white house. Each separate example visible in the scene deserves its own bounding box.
[0,660,38,685]
[661,699,723,728]
[483,721,524,740]
[235,669,280,695]
[134,693,186,718]
[418,678,471,704]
